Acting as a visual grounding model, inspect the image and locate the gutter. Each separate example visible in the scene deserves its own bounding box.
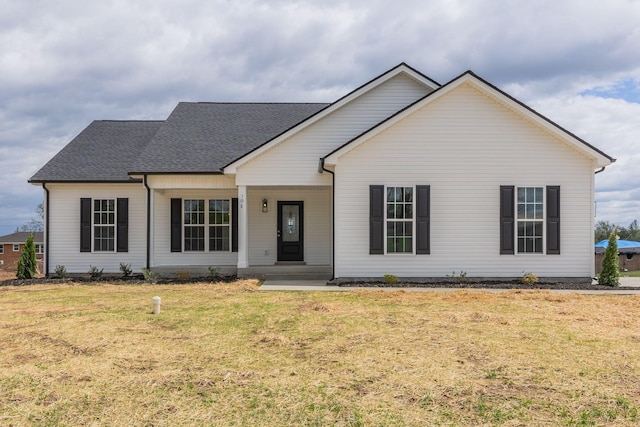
[42,183,50,278]
[318,158,335,281]
[143,175,151,270]
[595,166,606,174]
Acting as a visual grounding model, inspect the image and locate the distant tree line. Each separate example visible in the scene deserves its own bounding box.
[595,220,640,243]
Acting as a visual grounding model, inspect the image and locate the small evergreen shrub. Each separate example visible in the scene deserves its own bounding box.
[599,231,620,287]
[54,265,68,279]
[16,234,37,279]
[119,262,133,278]
[383,274,399,285]
[208,266,220,281]
[88,265,104,280]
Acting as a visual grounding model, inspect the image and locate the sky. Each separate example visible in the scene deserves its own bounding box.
[1,0,639,236]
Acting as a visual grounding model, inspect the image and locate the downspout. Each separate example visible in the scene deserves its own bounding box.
[42,183,50,278]
[594,167,606,174]
[319,158,335,281]
[143,175,151,270]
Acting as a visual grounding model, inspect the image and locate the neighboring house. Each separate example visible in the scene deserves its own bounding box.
[30,63,615,282]
[595,240,640,273]
[0,231,44,272]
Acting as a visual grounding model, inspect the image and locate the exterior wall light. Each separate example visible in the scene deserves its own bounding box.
[262,199,268,213]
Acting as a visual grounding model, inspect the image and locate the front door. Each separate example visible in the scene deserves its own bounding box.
[277,201,304,262]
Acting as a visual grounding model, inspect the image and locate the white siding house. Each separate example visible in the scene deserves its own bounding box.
[30,64,613,282]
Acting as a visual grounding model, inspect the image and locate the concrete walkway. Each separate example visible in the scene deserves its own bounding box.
[259,277,640,295]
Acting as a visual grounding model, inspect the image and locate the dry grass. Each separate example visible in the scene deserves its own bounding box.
[1,281,640,426]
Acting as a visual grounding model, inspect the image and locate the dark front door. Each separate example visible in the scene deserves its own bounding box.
[277,201,304,262]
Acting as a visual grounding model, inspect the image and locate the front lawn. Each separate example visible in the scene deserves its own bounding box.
[1,281,639,426]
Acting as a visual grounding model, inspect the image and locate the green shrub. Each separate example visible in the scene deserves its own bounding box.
[141,267,155,281]
[16,234,37,279]
[54,265,68,278]
[447,270,468,283]
[119,262,133,278]
[383,274,399,285]
[88,265,104,280]
[208,266,220,281]
[599,231,620,287]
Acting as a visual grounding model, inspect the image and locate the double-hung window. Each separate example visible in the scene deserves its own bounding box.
[184,200,205,251]
[94,199,115,252]
[183,199,231,252]
[386,186,413,253]
[35,244,43,254]
[516,187,543,253]
[13,244,20,252]
[209,200,230,251]
[0,245,4,254]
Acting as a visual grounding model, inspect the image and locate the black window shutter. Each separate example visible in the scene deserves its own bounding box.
[370,185,384,254]
[170,198,182,252]
[416,185,430,254]
[80,198,92,252]
[116,198,129,252]
[546,186,560,255]
[500,186,515,255]
[231,198,238,252]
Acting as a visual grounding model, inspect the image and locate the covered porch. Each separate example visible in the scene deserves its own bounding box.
[146,175,333,279]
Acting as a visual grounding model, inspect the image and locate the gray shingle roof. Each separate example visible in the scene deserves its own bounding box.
[130,102,329,174]
[30,120,164,182]
[0,231,43,244]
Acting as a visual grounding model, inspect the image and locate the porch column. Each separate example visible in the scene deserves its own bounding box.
[237,185,249,268]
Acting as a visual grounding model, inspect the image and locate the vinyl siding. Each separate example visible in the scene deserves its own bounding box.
[46,183,147,273]
[247,187,331,266]
[334,83,595,278]
[236,73,432,186]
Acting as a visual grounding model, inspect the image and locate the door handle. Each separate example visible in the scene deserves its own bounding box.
[277,230,281,238]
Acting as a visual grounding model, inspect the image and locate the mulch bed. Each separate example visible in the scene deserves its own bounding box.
[337,281,639,291]
[0,275,236,287]
[1,276,637,291]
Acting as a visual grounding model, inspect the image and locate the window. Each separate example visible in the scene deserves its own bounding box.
[0,245,3,254]
[386,187,413,253]
[183,199,231,252]
[35,244,44,254]
[184,199,205,251]
[517,187,543,253]
[94,199,115,251]
[209,200,230,251]
[13,244,20,252]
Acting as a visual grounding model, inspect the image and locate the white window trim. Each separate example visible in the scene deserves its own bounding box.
[92,198,117,253]
[0,245,4,254]
[183,199,232,253]
[515,186,545,255]
[13,244,20,252]
[384,185,416,255]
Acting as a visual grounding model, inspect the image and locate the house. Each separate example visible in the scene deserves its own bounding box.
[29,63,614,282]
[0,231,44,273]
[595,240,640,273]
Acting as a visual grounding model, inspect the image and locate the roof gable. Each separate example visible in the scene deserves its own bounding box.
[130,103,328,174]
[223,63,441,173]
[323,71,615,168]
